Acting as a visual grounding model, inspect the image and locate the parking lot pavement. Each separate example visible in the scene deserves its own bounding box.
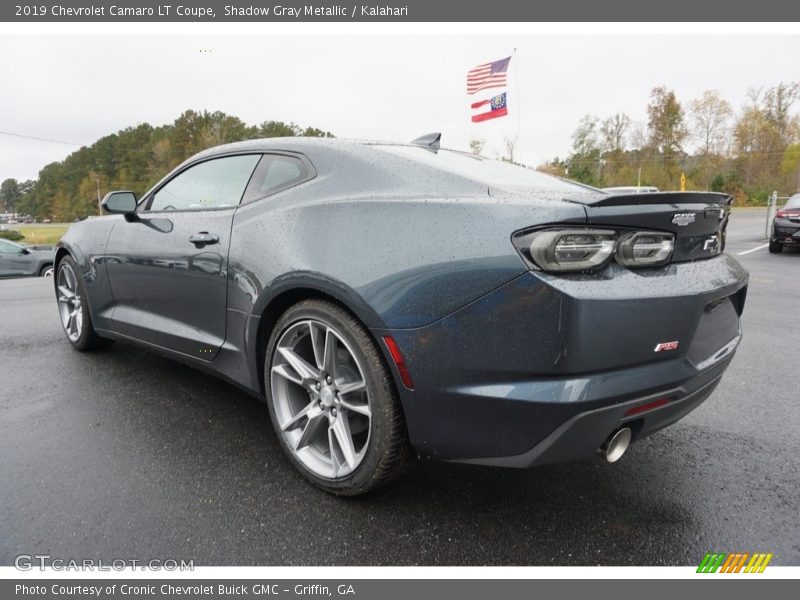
[1,210,798,567]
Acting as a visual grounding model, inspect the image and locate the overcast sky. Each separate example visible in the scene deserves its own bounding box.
[1,34,799,182]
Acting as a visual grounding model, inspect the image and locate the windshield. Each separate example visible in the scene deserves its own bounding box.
[376,145,589,193]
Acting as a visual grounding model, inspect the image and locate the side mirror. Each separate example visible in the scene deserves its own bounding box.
[19,247,30,255]
[101,191,138,215]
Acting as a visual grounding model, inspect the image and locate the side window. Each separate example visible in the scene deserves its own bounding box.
[149,154,261,212]
[243,154,313,203]
[0,240,20,254]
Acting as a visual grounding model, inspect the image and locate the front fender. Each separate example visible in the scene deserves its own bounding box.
[56,218,118,329]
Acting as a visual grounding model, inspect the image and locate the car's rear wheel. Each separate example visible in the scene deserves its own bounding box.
[56,256,112,350]
[769,240,782,253]
[39,264,54,277]
[265,299,413,495]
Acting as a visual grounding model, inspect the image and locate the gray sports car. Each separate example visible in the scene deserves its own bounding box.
[54,135,748,495]
[0,238,55,278]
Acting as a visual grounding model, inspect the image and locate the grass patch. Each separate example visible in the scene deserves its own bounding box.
[9,224,70,245]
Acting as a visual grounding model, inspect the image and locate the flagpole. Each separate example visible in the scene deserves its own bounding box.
[512,47,521,160]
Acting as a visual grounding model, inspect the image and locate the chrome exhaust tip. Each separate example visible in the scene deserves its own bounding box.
[603,427,632,463]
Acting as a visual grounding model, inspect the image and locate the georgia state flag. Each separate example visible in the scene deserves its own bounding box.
[471,92,508,123]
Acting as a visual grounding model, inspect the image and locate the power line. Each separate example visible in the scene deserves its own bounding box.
[563,152,794,167]
[0,130,84,146]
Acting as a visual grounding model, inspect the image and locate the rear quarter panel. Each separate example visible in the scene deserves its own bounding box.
[228,143,589,329]
[228,191,587,329]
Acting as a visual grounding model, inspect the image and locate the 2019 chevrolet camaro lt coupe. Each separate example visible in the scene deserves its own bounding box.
[54,135,748,495]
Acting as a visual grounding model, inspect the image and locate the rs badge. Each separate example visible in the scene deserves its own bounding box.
[654,341,679,352]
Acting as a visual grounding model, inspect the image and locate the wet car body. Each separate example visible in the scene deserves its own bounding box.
[55,137,747,475]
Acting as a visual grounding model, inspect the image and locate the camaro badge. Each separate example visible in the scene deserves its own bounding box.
[672,213,696,226]
[654,341,679,352]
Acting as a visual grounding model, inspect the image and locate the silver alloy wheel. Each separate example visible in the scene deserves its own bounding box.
[270,319,372,479]
[57,262,83,342]
[42,266,54,277]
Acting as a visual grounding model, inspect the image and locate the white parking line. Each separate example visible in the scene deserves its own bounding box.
[738,243,769,256]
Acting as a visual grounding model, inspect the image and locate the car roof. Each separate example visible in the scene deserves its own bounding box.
[191,137,405,160]
[154,136,598,205]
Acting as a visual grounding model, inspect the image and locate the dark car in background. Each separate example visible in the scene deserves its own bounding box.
[54,135,747,495]
[0,238,55,278]
[770,193,800,253]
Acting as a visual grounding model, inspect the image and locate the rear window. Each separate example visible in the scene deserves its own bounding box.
[376,145,587,193]
[242,154,314,203]
[785,194,800,209]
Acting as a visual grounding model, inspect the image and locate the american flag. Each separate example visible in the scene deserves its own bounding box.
[466,56,511,95]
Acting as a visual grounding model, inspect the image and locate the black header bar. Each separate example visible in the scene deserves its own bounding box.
[4,0,800,22]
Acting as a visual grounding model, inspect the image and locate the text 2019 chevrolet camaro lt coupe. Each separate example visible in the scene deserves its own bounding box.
[54,135,747,495]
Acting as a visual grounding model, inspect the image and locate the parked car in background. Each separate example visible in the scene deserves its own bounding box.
[55,135,746,495]
[770,193,800,253]
[0,239,55,278]
[602,186,660,194]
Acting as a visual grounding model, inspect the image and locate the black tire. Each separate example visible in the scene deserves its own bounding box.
[769,240,782,254]
[264,299,414,495]
[39,263,54,277]
[55,256,113,351]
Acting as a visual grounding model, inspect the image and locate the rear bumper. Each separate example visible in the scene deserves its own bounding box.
[458,357,730,468]
[772,220,800,243]
[377,254,747,464]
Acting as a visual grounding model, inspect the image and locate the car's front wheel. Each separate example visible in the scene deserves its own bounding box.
[769,240,782,253]
[39,264,54,277]
[56,256,112,350]
[265,299,413,495]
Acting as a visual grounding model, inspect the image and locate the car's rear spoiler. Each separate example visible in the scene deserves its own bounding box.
[580,191,733,207]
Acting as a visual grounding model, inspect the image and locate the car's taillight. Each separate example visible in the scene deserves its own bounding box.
[615,231,675,267]
[777,210,799,218]
[523,229,616,272]
[513,228,675,273]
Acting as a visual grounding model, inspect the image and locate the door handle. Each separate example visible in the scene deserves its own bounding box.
[189,232,219,247]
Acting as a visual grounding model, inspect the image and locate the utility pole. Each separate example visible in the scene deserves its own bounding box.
[95,176,102,215]
[796,164,800,193]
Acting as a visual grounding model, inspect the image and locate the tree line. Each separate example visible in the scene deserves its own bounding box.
[0,110,334,221]
[537,82,800,204]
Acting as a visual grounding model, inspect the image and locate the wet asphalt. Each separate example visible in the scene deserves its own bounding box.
[0,209,798,566]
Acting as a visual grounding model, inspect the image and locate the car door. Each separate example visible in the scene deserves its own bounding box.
[0,239,31,277]
[104,153,262,359]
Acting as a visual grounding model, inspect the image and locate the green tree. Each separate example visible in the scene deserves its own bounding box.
[567,115,602,185]
[300,126,334,138]
[0,178,21,213]
[690,90,732,189]
[782,144,800,193]
[10,110,334,220]
[647,86,688,155]
[258,120,300,137]
[600,113,631,153]
[690,90,732,156]
[469,138,485,155]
